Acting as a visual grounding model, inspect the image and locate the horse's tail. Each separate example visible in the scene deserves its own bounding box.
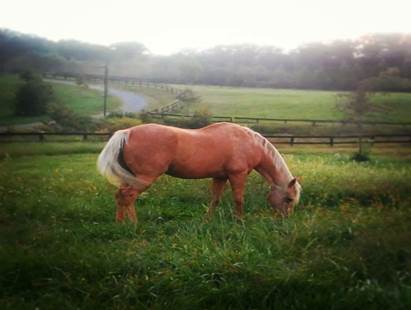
[97,129,136,188]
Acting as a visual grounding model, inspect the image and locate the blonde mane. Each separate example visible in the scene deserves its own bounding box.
[245,128,293,185]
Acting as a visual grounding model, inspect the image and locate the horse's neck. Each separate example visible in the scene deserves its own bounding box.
[258,140,292,187]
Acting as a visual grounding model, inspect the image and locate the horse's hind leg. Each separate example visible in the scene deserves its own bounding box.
[115,175,157,223]
[115,186,139,223]
[206,178,227,219]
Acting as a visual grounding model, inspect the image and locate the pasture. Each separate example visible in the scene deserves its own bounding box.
[167,85,411,123]
[0,75,121,125]
[1,142,410,309]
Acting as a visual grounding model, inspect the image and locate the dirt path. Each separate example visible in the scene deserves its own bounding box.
[89,84,147,113]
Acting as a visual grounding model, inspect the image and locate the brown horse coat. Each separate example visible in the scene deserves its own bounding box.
[97,123,301,223]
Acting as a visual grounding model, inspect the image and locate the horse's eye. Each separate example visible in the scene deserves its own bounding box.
[284,197,293,203]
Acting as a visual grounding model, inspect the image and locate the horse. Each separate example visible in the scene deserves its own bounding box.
[97,122,301,223]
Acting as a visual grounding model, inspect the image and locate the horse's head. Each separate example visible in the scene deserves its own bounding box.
[268,178,301,216]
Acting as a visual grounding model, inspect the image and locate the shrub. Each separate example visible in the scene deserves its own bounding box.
[176,88,200,103]
[351,137,372,162]
[15,76,53,116]
[48,103,95,131]
[97,116,142,132]
[139,111,153,123]
[187,107,211,128]
[18,70,39,82]
[75,75,87,87]
[160,107,212,129]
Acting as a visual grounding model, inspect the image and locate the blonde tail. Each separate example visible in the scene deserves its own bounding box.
[97,129,136,187]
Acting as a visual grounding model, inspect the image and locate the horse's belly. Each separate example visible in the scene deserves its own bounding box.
[165,161,227,179]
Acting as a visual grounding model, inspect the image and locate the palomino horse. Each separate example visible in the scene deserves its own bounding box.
[97,122,301,223]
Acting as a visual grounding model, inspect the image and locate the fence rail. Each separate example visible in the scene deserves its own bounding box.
[1,132,410,146]
[146,112,411,127]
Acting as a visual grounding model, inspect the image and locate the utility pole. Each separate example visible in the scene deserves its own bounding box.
[103,64,108,117]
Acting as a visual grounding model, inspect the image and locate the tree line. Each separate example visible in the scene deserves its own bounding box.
[1,29,411,91]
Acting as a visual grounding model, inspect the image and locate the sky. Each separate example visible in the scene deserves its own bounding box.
[1,0,411,54]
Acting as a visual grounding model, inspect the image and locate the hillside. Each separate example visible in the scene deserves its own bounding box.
[0,75,121,125]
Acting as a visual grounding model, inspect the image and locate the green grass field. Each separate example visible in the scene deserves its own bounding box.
[0,75,121,125]
[51,83,121,116]
[170,85,411,123]
[1,142,410,309]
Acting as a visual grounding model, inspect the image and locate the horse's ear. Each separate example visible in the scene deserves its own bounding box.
[288,178,297,188]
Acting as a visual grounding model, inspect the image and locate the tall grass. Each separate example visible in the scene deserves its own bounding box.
[0,148,410,309]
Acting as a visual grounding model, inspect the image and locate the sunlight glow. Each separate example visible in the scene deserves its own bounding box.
[1,0,410,54]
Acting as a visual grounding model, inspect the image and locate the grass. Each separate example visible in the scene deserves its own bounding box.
[0,143,410,309]
[0,75,121,125]
[167,85,411,123]
[51,83,121,116]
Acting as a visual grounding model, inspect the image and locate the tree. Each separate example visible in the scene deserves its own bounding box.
[15,74,53,116]
[337,81,386,160]
[176,88,201,114]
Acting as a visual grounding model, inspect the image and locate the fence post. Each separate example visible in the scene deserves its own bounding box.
[83,134,88,141]
[290,137,294,146]
[39,133,44,142]
[330,137,334,146]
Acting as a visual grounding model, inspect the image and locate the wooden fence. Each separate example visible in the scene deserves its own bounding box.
[44,73,183,95]
[146,112,411,127]
[152,100,184,113]
[1,132,410,146]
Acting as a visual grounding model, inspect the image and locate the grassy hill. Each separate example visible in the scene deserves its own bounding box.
[0,75,121,125]
[173,85,411,123]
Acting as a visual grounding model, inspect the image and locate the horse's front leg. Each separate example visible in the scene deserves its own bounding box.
[228,172,247,220]
[206,177,227,219]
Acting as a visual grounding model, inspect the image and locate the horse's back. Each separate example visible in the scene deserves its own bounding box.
[122,123,261,179]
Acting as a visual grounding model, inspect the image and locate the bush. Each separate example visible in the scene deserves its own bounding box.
[187,108,211,128]
[18,70,39,82]
[351,138,372,162]
[15,76,53,116]
[75,75,87,87]
[97,117,142,132]
[351,152,370,162]
[139,111,153,123]
[176,88,200,103]
[160,107,212,129]
[48,103,95,131]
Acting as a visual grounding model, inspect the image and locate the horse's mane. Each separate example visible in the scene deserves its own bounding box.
[245,128,293,184]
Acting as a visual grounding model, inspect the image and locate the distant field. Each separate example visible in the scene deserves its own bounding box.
[0,142,410,308]
[170,85,411,122]
[0,75,121,125]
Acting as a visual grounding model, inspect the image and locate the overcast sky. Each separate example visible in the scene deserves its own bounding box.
[1,0,410,54]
